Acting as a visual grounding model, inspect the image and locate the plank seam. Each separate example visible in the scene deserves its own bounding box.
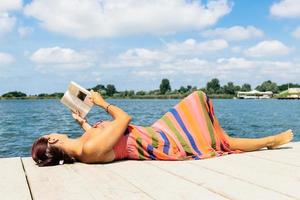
[145,161,232,200]
[244,154,300,167]
[66,165,97,200]
[20,157,34,200]
[187,161,297,199]
[102,163,157,200]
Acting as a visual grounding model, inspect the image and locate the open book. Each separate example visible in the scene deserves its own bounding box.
[60,81,93,118]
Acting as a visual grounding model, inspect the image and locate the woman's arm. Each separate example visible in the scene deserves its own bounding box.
[81,91,131,163]
[72,111,92,131]
[79,120,92,131]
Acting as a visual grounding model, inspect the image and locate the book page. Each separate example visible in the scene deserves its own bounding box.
[60,82,93,117]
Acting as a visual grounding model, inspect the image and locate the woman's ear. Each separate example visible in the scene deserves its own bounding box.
[48,137,59,145]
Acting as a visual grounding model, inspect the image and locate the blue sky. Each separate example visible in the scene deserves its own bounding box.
[0,0,300,95]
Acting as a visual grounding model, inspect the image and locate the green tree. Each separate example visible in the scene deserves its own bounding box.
[118,91,126,98]
[192,86,198,91]
[222,82,241,95]
[206,78,221,94]
[147,89,160,95]
[100,90,107,96]
[136,90,146,95]
[199,87,207,93]
[234,85,241,93]
[38,93,48,97]
[178,86,188,94]
[2,91,27,98]
[50,93,63,98]
[159,78,171,94]
[241,83,251,91]
[256,80,278,93]
[106,84,116,96]
[223,82,235,95]
[128,90,135,97]
[91,84,106,92]
[278,83,300,92]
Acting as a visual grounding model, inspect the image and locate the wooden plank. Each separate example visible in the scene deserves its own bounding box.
[245,148,300,167]
[147,160,294,200]
[22,158,151,200]
[0,157,31,200]
[22,157,94,200]
[20,142,300,200]
[286,142,300,150]
[70,162,153,200]
[234,142,300,167]
[103,160,229,200]
[189,152,300,199]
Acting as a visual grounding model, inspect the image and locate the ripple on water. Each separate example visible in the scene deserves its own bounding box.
[0,98,299,157]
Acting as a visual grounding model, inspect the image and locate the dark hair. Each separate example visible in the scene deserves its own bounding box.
[31,137,76,167]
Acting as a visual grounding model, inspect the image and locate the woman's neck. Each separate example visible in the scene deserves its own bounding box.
[62,137,83,159]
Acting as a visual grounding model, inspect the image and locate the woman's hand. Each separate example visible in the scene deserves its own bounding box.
[71,110,87,125]
[71,110,92,131]
[89,90,108,108]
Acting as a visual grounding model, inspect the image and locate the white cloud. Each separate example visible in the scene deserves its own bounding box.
[24,0,231,38]
[214,58,300,84]
[231,46,241,53]
[0,52,14,65]
[100,36,299,84]
[104,38,228,68]
[292,26,300,38]
[253,60,299,82]
[0,13,16,36]
[30,47,94,70]
[0,0,22,37]
[244,40,291,57]
[105,48,171,68]
[166,39,228,55]
[0,0,22,12]
[164,58,211,74]
[18,26,34,38]
[132,58,211,77]
[222,59,299,81]
[202,26,264,41]
[217,57,254,70]
[133,70,159,77]
[270,0,300,18]
[129,56,300,85]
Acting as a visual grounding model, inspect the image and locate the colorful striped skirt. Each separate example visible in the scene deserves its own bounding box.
[113,90,242,161]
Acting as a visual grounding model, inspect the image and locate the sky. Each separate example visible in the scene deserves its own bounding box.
[0,0,300,95]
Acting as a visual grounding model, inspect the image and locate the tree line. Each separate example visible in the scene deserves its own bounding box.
[1,78,299,99]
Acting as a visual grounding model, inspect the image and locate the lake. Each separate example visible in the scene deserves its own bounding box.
[0,98,299,158]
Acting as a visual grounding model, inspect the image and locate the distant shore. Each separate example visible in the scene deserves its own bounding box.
[1,78,299,100]
[0,93,235,100]
[1,94,298,100]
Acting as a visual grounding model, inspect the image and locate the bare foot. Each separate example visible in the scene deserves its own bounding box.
[267,129,294,150]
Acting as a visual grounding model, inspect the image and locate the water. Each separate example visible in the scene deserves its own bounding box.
[0,98,299,158]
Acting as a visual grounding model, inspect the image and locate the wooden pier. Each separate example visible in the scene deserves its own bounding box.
[1,142,300,200]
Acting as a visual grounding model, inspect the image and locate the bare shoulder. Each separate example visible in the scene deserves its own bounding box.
[79,142,115,164]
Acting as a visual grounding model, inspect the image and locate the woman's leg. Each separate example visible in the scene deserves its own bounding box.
[227,129,294,152]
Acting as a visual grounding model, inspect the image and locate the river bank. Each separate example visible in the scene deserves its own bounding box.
[2,94,300,100]
[0,93,235,100]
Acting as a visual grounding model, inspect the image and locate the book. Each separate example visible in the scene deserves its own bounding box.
[60,81,93,118]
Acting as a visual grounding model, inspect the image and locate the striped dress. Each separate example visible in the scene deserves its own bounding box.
[111,90,242,161]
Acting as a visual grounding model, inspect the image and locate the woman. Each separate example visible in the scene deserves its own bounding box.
[32,90,293,166]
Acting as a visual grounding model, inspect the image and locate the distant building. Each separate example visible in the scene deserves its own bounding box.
[286,88,300,98]
[237,90,273,99]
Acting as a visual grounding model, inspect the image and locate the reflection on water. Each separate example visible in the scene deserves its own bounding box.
[0,98,299,157]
